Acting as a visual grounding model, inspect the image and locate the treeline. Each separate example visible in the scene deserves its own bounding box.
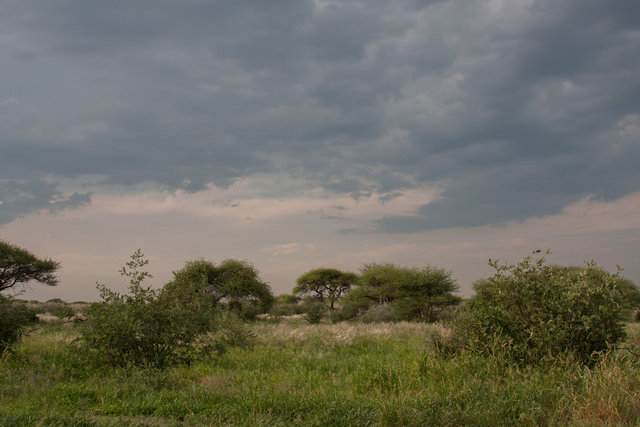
[279,264,461,324]
[2,240,640,369]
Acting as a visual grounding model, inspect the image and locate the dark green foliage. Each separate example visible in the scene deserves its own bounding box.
[294,268,358,310]
[352,263,461,322]
[453,251,628,366]
[162,258,274,318]
[302,299,327,324]
[335,288,375,321]
[81,250,218,367]
[0,240,60,292]
[0,295,37,352]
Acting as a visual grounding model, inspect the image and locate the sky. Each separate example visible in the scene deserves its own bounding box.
[1,0,639,301]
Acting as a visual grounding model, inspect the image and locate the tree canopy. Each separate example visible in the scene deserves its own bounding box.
[294,268,358,310]
[350,263,461,321]
[162,258,274,315]
[0,240,60,293]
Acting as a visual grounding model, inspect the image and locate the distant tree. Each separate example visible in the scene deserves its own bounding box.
[162,258,274,317]
[215,259,275,314]
[294,268,358,311]
[354,263,461,322]
[0,240,60,292]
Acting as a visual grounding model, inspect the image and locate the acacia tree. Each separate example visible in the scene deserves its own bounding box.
[349,263,461,322]
[294,268,358,311]
[162,258,274,316]
[0,240,60,292]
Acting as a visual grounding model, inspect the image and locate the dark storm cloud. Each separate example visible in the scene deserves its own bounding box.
[0,179,90,224]
[1,0,638,228]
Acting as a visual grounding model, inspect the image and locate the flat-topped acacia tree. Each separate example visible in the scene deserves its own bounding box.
[0,240,60,293]
[294,268,358,311]
[0,240,56,351]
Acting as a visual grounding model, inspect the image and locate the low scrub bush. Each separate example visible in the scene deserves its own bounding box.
[0,296,37,352]
[453,250,628,366]
[213,310,256,350]
[80,250,218,367]
[358,303,396,323]
[303,300,327,324]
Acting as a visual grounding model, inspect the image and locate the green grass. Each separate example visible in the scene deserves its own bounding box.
[1,321,640,426]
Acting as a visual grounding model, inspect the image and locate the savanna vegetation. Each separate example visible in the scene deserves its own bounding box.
[2,240,640,425]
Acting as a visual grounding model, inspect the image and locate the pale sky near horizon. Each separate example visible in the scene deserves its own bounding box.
[1,0,639,301]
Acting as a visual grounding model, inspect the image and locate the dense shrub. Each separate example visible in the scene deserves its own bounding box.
[333,289,374,321]
[453,251,628,366]
[553,265,640,320]
[212,310,257,350]
[81,250,218,367]
[0,296,37,352]
[358,303,396,323]
[303,300,327,324]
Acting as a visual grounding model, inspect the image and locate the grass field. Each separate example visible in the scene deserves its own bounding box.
[2,318,640,426]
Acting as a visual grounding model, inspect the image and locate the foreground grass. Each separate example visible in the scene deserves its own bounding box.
[1,321,640,426]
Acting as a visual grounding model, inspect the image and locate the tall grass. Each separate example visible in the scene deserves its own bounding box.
[1,321,639,425]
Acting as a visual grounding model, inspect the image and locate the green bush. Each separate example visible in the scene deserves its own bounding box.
[453,251,628,366]
[213,310,256,349]
[303,300,327,324]
[333,289,373,321]
[358,303,396,323]
[80,250,218,367]
[0,296,37,352]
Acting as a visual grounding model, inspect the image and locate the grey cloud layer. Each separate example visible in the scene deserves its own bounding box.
[1,0,638,228]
